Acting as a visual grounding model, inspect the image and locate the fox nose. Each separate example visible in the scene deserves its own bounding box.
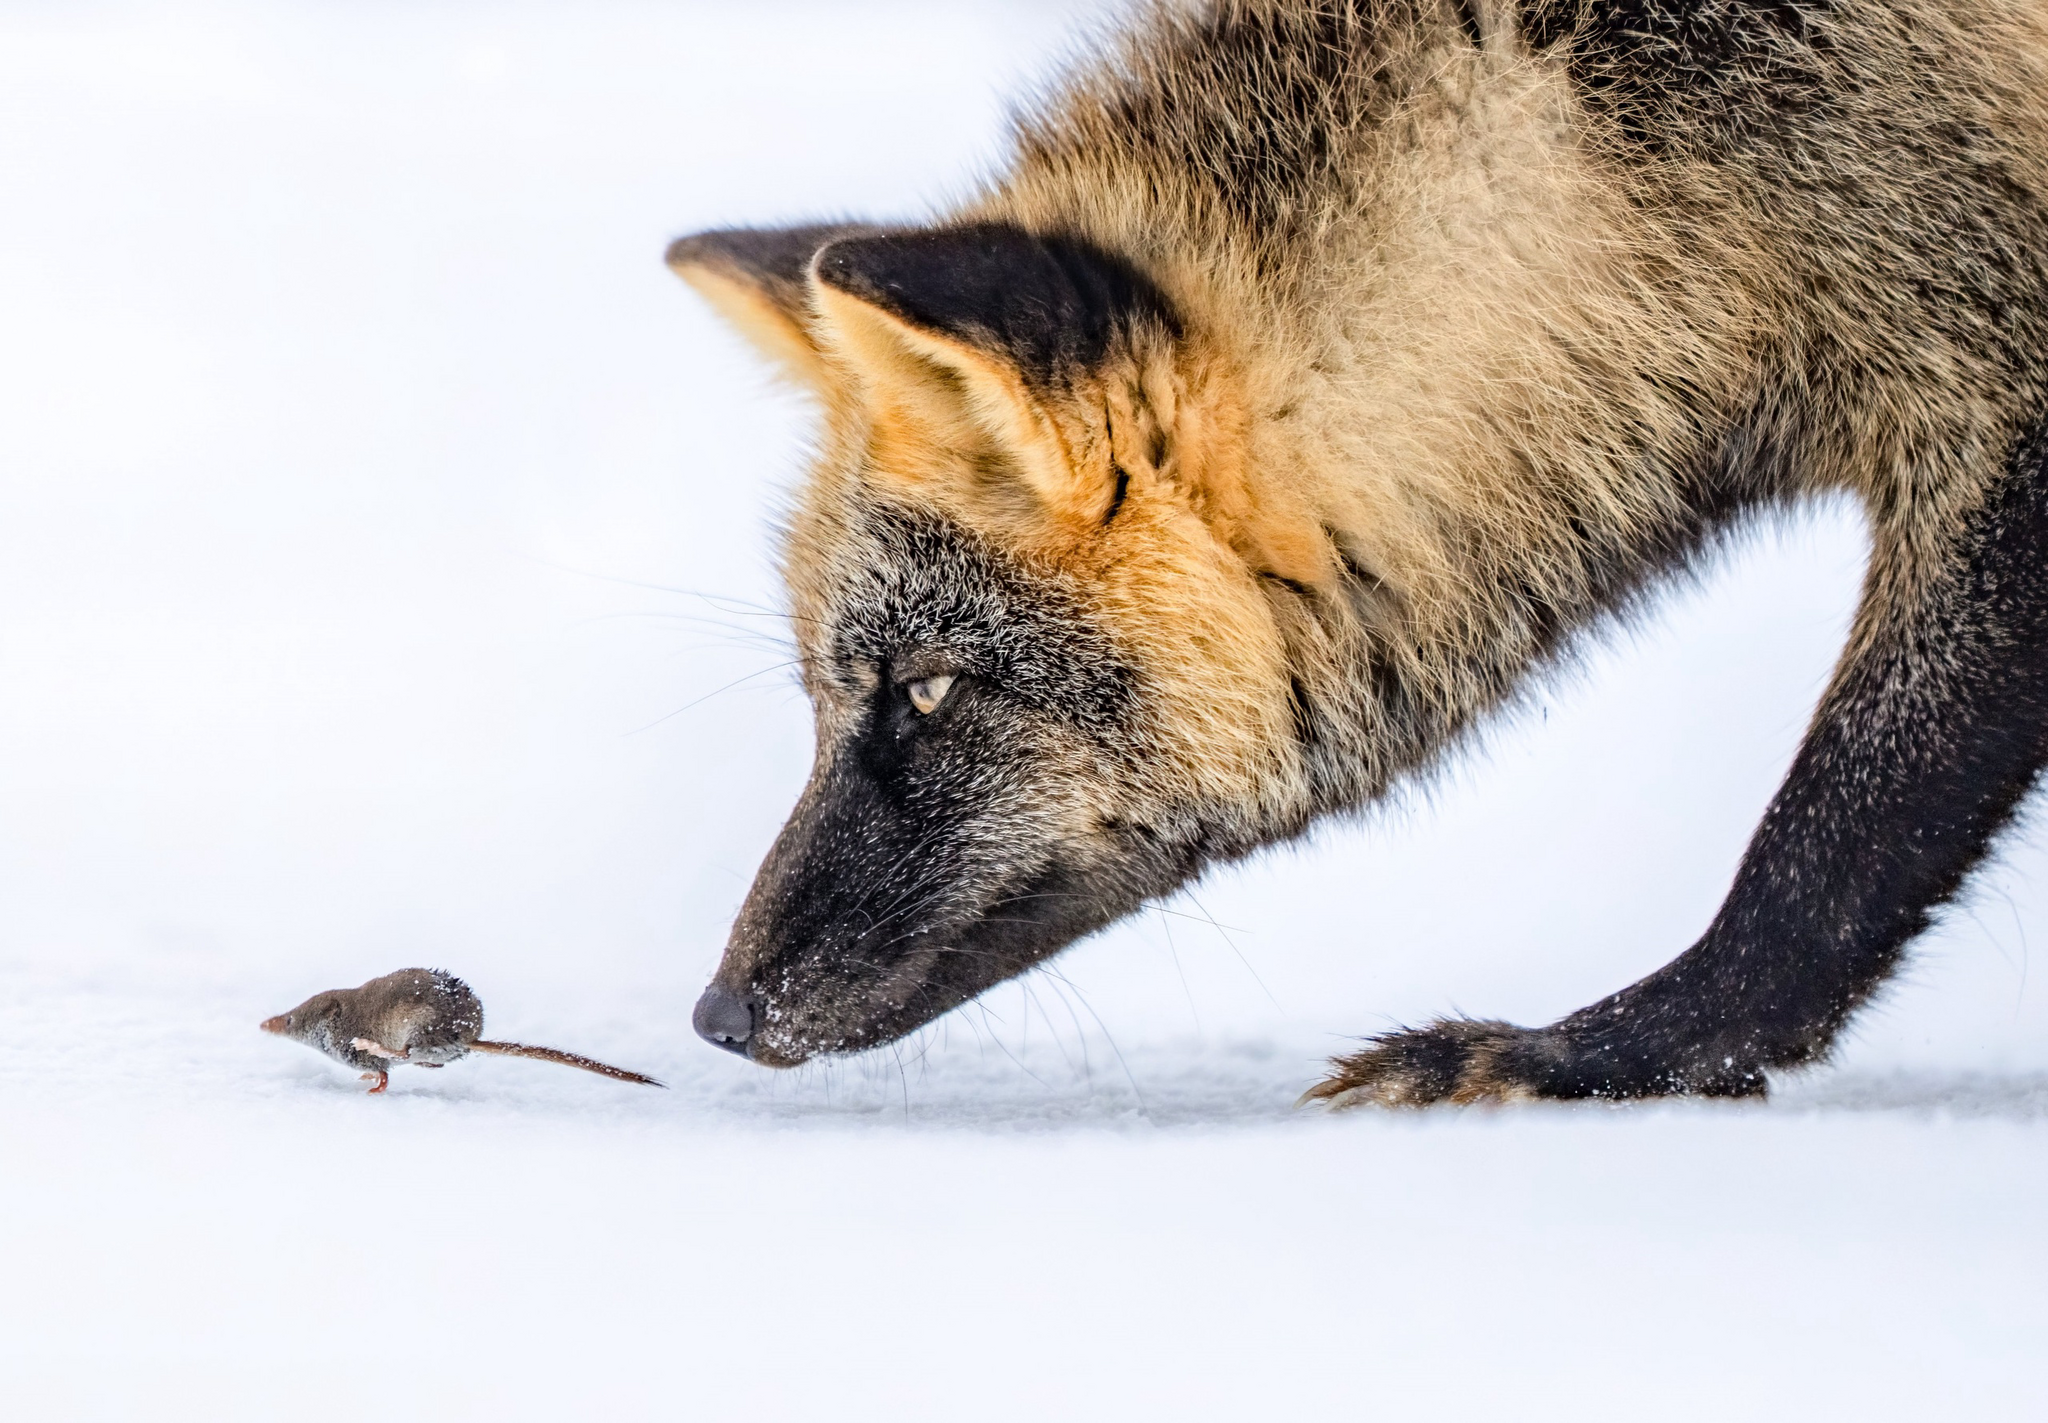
[692,985,756,1056]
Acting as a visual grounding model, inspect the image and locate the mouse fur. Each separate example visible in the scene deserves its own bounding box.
[261,968,661,1092]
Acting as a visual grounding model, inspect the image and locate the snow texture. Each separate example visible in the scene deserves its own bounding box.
[1,3,2044,1417]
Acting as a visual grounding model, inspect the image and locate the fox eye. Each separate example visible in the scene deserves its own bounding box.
[906,674,956,715]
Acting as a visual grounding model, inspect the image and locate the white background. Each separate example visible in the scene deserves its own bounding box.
[2,4,2043,1418]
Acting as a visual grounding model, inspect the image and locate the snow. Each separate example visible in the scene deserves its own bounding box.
[2,3,2045,1417]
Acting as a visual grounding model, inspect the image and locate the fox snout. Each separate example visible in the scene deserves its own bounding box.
[697,751,1048,1066]
[696,742,1191,1067]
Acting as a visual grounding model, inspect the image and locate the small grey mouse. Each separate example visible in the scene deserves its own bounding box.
[261,967,664,1093]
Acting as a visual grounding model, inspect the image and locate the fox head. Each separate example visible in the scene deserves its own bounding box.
[669,222,1334,1065]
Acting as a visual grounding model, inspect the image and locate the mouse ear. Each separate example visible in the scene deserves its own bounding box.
[666,223,877,391]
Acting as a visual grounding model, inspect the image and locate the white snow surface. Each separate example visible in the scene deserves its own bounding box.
[3,3,2046,1418]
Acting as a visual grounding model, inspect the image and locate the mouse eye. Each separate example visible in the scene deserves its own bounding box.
[906,674,956,715]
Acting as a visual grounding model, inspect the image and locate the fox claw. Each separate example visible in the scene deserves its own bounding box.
[1300,1016,1773,1108]
[1300,1019,1554,1108]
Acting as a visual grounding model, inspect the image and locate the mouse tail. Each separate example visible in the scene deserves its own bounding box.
[469,1040,666,1088]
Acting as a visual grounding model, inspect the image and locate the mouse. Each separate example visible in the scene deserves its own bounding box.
[261,967,664,1093]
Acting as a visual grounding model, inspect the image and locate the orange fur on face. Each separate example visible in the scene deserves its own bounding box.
[794,278,1312,815]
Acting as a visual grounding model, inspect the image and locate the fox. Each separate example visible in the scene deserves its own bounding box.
[665,0,2048,1106]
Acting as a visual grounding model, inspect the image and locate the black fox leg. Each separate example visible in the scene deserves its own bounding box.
[1310,420,2048,1106]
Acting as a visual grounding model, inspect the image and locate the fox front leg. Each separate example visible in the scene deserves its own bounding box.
[1310,420,2048,1108]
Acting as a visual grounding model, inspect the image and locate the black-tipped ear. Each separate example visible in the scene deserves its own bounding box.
[811,224,1177,392]
[806,225,1178,533]
[666,223,875,388]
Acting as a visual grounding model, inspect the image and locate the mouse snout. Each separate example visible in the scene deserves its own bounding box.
[259,1015,289,1035]
[692,985,756,1057]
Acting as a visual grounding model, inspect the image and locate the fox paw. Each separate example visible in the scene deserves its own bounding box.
[1300,1017,1773,1108]
[1298,1018,1571,1109]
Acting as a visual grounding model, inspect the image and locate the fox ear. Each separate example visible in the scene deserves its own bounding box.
[810,224,1178,528]
[665,224,873,390]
